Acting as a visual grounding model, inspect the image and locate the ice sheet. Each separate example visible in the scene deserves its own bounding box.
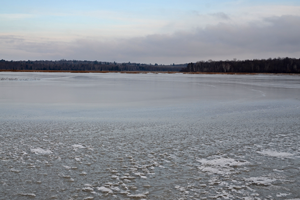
[0,72,300,199]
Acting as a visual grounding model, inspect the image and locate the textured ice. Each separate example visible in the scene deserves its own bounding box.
[1,72,300,199]
[31,147,52,155]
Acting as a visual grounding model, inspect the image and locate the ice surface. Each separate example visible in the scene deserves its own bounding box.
[1,72,300,199]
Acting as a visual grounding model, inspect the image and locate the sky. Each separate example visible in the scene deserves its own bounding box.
[1,0,300,64]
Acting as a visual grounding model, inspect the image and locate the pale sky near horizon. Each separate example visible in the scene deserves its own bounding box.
[1,0,300,64]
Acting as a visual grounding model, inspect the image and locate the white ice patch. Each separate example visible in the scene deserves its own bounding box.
[72,144,86,151]
[72,144,85,148]
[82,187,94,192]
[111,187,120,192]
[31,148,52,155]
[257,150,294,158]
[127,193,147,198]
[10,168,20,173]
[276,193,290,197]
[197,157,250,175]
[84,184,93,187]
[80,171,87,175]
[19,193,36,197]
[97,186,113,194]
[75,157,81,161]
[111,175,119,179]
[83,197,94,200]
[273,169,284,172]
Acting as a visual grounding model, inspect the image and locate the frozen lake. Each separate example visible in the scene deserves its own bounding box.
[0,72,300,200]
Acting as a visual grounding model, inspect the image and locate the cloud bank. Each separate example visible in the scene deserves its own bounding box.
[1,15,300,64]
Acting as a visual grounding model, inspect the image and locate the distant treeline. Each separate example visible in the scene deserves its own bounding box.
[181,58,300,73]
[2,58,300,73]
[0,60,186,72]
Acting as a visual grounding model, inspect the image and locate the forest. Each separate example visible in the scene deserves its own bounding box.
[181,57,300,73]
[1,58,300,73]
[0,60,185,72]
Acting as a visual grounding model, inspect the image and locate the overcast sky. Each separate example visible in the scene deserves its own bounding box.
[1,0,300,64]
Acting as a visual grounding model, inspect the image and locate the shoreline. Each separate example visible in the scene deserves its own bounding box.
[0,69,299,75]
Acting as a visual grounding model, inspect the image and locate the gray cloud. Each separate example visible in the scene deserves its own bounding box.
[210,12,230,20]
[1,15,300,64]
